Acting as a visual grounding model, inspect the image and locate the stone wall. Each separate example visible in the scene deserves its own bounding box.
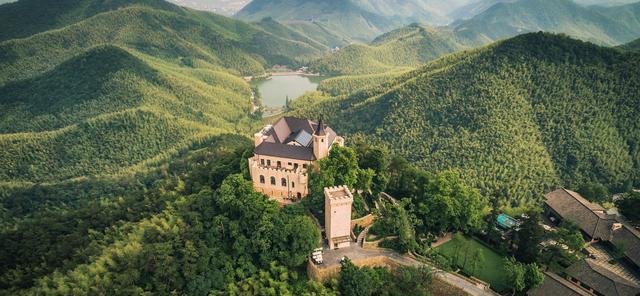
[351,214,374,229]
[307,256,404,281]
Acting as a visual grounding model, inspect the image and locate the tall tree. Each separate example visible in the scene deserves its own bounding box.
[616,191,640,224]
[515,211,544,263]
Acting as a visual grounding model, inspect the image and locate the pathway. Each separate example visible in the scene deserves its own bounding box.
[356,225,372,247]
[318,245,499,296]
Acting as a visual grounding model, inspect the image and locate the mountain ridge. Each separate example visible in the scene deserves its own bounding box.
[295,33,640,207]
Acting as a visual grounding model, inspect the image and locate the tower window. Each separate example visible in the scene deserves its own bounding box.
[292,182,295,188]
[277,161,281,168]
[260,175,265,184]
[267,160,271,166]
[270,176,276,185]
[281,178,287,187]
[260,159,265,165]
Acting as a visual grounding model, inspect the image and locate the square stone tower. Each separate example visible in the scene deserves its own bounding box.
[324,186,353,249]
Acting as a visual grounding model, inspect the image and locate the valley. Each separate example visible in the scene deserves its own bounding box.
[0,0,639,295]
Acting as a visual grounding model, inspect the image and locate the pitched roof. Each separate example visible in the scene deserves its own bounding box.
[528,272,593,296]
[610,224,640,268]
[567,259,640,296]
[254,142,315,161]
[255,117,338,160]
[544,189,606,238]
[545,188,640,267]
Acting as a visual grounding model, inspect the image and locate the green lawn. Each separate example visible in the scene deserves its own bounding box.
[435,235,508,292]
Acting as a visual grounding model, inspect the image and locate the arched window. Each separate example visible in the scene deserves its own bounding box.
[291,182,295,188]
[281,178,287,187]
[277,161,282,168]
[259,175,265,184]
[270,176,276,185]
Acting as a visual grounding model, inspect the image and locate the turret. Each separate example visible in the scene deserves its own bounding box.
[313,119,329,160]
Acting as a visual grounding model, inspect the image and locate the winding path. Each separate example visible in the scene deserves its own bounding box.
[319,245,499,296]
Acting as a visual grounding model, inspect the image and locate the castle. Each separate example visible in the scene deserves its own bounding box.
[248,117,344,204]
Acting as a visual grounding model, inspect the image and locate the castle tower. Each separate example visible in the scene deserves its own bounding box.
[313,119,329,160]
[324,186,353,249]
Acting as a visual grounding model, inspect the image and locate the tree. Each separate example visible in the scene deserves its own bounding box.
[525,263,544,290]
[504,257,526,295]
[410,171,486,235]
[392,266,434,296]
[515,211,544,263]
[338,258,380,296]
[616,191,640,224]
[306,146,363,216]
[577,182,609,203]
[553,222,585,252]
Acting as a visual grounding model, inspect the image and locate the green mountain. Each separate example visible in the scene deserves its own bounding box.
[294,33,640,208]
[0,45,256,183]
[309,23,468,75]
[452,0,640,46]
[0,6,323,86]
[310,0,640,75]
[0,0,181,42]
[235,0,482,43]
[0,0,336,183]
[619,38,640,51]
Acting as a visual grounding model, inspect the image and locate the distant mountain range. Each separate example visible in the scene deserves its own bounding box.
[235,0,481,42]
[310,0,640,75]
[235,0,640,44]
[167,0,249,15]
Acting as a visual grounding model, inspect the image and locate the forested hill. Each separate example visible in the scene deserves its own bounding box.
[309,24,467,75]
[235,0,479,43]
[0,0,326,86]
[619,38,640,51]
[308,0,640,76]
[452,0,640,46]
[294,32,640,208]
[0,0,181,42]
[0,0,337,184]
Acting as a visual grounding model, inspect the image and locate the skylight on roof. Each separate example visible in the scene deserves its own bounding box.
[293,130,313,146]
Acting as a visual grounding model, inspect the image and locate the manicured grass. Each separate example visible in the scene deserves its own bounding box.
[435,236,508,292]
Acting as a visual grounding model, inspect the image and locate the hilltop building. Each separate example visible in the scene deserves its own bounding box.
[248,117,344,204]
[324,186,353,250]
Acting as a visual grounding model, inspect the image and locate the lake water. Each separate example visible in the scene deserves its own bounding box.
[254,75,324,108]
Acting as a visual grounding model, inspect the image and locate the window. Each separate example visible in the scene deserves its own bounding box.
[277,161,281,168]
[260,159,265,165]
[288,162,292,166]
[321,139,324,143]
[270,176,276,185]
[294,163,299,170]
[260,175,265,184]
[267,160,271,166]
[297,193,302,199]
[292,182,295,188]
[281,178,287,187]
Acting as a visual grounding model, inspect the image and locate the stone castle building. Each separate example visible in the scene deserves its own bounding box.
[248,117,344,204]
[324,186,353,249]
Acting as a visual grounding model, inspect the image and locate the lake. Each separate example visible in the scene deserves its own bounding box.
[253,75,324,109]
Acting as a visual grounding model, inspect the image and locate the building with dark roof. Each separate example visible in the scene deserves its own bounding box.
[248,117,344,204]
[566,259,640,296]
[544,188,640,269]
[528,271,594,296]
